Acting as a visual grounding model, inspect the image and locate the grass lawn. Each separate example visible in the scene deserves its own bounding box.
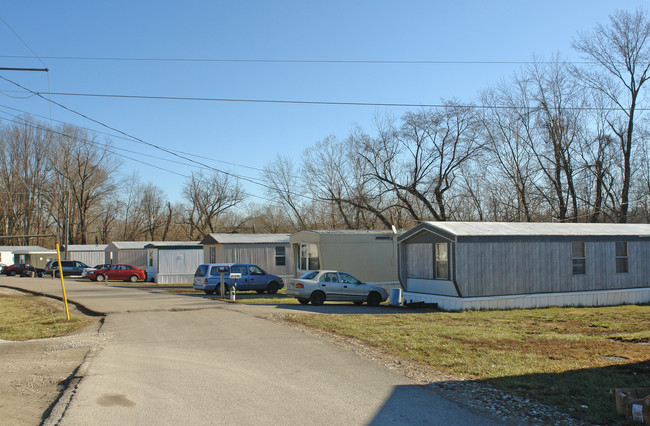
[0,294,92,341]
[284,305,650,424]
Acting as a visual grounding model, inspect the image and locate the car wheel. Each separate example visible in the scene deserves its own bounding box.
[37,272,44,278]
[367,292,382,307]
[129,275,138,283]
[96,274,105,282]
[204,288,215,295]
[256,290,265,294]
[298,298,310,305]
[353,301,364,306]
[266,282,279,294]
[55,271,60,278]
[310,291,326,306]
[10,271,16,276]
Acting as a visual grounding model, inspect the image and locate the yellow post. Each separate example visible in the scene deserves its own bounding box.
[55,244,71,321]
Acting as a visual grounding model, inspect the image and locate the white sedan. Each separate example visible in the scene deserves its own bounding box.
[286,270,389,306]
[82,264,112,277]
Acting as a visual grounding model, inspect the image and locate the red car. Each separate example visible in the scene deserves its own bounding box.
[87,264,146,282]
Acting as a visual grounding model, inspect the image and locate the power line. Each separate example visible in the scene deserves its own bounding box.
[0,103,266,173]
[0,55,592,65]
[0,80,278,202]
[35,90,650,111]
[0,110,274,202]
[0,75,270,188]
[0,18,49,69]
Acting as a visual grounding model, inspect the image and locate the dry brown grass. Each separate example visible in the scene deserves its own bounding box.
[284,304,650,424]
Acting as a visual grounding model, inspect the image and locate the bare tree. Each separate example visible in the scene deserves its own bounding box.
[0,116,51,244]
[182,171,244,237]
[360,103,483,222]
[529,58,584,222]
[50,125,120,244]
[141,183,169,240]
[263,154,307,230]
[573,7,650,222]
[480,87,538,221]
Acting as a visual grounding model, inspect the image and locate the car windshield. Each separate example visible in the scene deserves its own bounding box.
[299,271,318,280]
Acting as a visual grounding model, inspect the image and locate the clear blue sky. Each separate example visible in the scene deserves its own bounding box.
[0,1,647,204]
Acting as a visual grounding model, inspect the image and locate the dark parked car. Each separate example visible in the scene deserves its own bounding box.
[86,264,146,282]
[3,264,32,276]
[20,265,45,277]
[45,260,90,277]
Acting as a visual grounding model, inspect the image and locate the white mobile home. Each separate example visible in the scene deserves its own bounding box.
[289,230,399,285]
[104,242,152,269]
[200,234,293,278]
[398,222,650,311]
[0,246,23,265]
[65,244,108,266]
[144,242,203,284]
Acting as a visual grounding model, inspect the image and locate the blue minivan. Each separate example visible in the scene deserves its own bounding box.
[193,263,284,295]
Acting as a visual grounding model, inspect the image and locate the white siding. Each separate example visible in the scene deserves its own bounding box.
[154,248,204,284]
[403,288,650,311]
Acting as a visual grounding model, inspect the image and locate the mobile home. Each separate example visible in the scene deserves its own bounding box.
[398,222,650,310]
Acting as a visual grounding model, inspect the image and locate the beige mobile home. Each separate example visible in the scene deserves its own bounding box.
[12,246,56,269]
[398,222,650,311]
[200,234,293,278]
[289,230,399,284]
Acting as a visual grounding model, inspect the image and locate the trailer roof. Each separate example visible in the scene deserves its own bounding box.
[417,221,650,237]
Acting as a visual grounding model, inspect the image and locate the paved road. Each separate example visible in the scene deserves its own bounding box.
[3,277,502,425]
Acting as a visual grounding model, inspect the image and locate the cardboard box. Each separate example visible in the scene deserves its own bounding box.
[613,388,650,424]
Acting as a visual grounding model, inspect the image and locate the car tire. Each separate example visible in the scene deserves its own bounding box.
[10,271,16,276]
[266,282,279,294]
[204,288,215,295]
[129,275,138,283]
[310,291,326,306]
[298,298,310,305]
[55,271,60,278]
[255,290,265,294]
[37,272,44,278]
[96,274,105,282]
[353,301,364,306]
[367,292,382,307]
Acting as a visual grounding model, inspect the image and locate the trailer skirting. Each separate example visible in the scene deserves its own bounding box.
[403,287,650,311]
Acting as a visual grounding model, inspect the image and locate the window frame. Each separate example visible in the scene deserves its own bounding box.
[274,246,286,266]
[571,242,586,275]
[435,242,449,280]
[615,241,629,274]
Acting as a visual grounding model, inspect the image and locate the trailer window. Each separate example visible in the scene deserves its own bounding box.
[572,242,586,275]
[275,246,286,266]
[435,243,449,280]
[615,242,628,273]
